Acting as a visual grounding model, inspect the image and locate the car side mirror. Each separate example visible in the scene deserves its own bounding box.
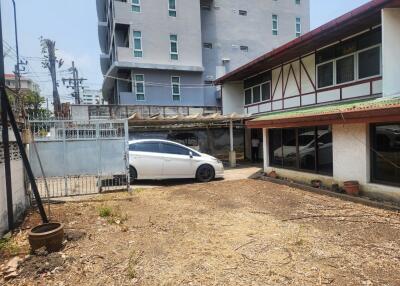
[189,151,193,158]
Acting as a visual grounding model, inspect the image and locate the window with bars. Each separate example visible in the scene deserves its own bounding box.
[169,0,177,17]
[133,31,143,58]
[171,76,181,101]
[272,14,278,35]
[170,34,178,60]
[296,17,301,37]
[134,74,145,101]
[131,0,141,12]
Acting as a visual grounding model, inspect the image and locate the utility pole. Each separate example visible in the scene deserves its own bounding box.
[40,38,62,114]
[0,2,13,231]
[1,3,48,225]
[11,0,27,115]
[62,61,87,104]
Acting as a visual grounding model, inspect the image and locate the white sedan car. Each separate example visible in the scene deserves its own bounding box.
[128,139,224,182]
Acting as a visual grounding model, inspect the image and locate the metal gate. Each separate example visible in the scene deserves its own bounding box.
[28,119,129,198]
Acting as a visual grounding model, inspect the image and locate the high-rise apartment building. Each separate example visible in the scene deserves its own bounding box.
[97,0,310,109]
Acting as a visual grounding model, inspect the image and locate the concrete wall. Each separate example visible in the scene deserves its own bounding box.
[114,0,203,69]
[98,0,310,108]
[382,8,400,97]
[119,70,204,106]
[0,129,29,235]
[221,82,244,115]
[263,124,400,203]
[201,0,310,107]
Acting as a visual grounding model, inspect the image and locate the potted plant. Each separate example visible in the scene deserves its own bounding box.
[343,181,360,196]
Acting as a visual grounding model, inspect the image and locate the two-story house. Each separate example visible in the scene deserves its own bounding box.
[216,0,400,202]
[96,0,310,112]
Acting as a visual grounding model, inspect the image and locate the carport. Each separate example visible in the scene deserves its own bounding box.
[128,113,247,167]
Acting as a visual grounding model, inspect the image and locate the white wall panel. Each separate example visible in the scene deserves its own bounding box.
[284,97,301,109]
[317,89,340,103]
[302,93,316,105]
[342,83,370,99]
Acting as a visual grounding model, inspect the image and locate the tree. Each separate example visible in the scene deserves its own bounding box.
[40,37,63,114]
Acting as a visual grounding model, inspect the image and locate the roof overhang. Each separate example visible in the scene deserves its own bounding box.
[215,0,400,85]
[128,113,247,127]
[246,97,400,129]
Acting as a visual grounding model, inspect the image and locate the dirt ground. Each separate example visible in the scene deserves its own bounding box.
[1,178,400,285]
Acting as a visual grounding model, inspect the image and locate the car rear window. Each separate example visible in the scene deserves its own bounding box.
[131,142,161,153]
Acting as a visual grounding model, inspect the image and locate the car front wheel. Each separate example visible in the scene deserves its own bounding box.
[196,165,215,182]
[129,166,137,184]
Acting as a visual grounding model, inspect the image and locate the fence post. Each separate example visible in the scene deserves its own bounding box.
[62,121,68,196]
[96,121,102,192]
[124,119,130,192]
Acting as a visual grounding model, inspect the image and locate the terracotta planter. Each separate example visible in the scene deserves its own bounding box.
[28,223,64,252]
[343,181,360,196]
[311,180,322,188]
[267,171,278,179]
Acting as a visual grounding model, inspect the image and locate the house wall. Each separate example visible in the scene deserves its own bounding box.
[263,123,400,203]
[0,129,29,235]
[382,8,400,97]
[222,27,385,116]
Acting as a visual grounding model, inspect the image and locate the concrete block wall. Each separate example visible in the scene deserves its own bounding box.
[0,129,29,235]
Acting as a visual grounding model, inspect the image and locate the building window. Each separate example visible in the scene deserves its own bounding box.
[171,76,180,101]
[272,14,278,35]
[269,126,333,175]
[261,82,271,101]
[239,10,247,16]
[245,89,252,105]
[134,74,145,101]
[252,86,261,103]
[240,45,249,52]
[336,55,355,84]
[203,43,213,49]
[317,62,334,88]
[359,46,380,79]
[170,34,178,60]
[244,81,271,105]
[295,17,301,37]
[371,123,400,186]
[131,0,141,12]
[316,28,382,89]
[295,0,300,4]
[133,31,143,58]
[169,0,177,17]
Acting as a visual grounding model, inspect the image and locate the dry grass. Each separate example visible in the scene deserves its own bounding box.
[2,179,400,285]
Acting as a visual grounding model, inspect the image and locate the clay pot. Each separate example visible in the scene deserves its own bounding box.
[343,181,360,196]
[28,223,64,252]
[311,180,322,188]
[267,171,278,179]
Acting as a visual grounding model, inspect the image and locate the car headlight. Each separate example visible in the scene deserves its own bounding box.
[213,158,222,164]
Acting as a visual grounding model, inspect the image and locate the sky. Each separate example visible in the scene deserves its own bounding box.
[1,0,370,104]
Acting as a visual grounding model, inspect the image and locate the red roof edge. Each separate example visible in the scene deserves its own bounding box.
[214,0,394,85]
